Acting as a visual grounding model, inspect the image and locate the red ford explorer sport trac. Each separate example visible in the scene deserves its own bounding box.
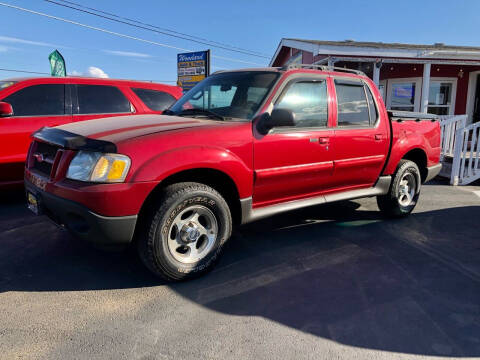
[24,65,441,281]
[0,77,182,188]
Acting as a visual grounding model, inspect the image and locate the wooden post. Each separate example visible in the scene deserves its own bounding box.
[421,63,431,113]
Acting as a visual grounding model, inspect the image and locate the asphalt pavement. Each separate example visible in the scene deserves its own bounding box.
[1,179,479,360]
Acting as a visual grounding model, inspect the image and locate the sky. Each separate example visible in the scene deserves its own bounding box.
[0,0,479,83]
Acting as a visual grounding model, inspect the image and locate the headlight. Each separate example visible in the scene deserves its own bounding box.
[66,151,131,183]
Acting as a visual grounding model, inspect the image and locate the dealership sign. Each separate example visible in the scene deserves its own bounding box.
[177,50,210,92]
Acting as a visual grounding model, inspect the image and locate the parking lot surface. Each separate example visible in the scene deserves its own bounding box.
[1,180,479,360]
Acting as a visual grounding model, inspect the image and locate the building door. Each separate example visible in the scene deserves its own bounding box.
[472,74,480,123]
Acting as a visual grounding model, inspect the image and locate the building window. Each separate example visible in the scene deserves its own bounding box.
[390,82,417,112]
[428,80,455,115]
[385,78,422,112]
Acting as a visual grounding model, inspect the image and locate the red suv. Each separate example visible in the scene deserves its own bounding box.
[0,77,182,188]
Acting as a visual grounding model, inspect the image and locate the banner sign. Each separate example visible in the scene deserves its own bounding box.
[48,50,66,77]
[177,50,210,92]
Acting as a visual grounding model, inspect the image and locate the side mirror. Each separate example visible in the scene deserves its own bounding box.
[256,108,296,135]
[0,102,13,117]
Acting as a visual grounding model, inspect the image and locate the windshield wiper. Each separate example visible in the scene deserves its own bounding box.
[162,109,175,116]
[177,108,225,121]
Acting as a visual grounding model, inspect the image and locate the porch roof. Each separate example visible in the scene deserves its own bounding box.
[270,38,480,66]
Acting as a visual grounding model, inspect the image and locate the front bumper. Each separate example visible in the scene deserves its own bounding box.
[424,163,442,183]
[25,179,137,248]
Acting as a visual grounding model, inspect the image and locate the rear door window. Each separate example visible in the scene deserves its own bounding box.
[76,85,131,114]
[132,88,176,111]
[3,84,65,116]
[334,79,370,127]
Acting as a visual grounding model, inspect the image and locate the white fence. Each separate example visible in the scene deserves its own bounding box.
[439,115,480,185]
[456,121,480,185]
[439,115,466,161]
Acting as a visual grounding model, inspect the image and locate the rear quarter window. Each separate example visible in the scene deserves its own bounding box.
[132,88,177,111]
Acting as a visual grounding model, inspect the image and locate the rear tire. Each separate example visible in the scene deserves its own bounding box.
[137,182,232,281]
[377,160,421,218]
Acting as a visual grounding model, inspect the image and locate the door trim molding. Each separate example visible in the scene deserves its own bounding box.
[255,160,334,180]
[241,175,392,224]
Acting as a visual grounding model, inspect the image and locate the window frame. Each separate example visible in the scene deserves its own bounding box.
[269,74,330,133]
[332,76,380,130]
[72,84,134,115]
[2,83,72,118]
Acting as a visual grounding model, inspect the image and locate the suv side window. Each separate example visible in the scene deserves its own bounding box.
[76,85,131,114]
[3,84,65,116]
[132,88,176,111]
[334,79,370,127]
[275,80,328,128]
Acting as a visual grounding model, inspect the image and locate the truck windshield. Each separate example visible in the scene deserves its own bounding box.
[0,81,17,90]
[169,71,279,121]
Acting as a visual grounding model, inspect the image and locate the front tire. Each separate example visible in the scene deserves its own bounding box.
[377,160,421,218]
[138,182,232,281]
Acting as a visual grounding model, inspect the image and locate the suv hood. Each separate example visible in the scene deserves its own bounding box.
[55,114,220,143]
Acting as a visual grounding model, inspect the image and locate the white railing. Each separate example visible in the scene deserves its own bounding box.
[439,115,467,161]
[456,121,480,185]
[439,115,467,184]
[439,115,480,185]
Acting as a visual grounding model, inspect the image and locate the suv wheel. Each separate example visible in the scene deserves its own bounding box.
[377,160,421,218]
[138,182,232,281]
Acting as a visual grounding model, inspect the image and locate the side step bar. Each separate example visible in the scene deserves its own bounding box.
[240,176,391,224]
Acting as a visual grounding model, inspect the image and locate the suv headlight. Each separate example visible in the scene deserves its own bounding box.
[66,151,131,183]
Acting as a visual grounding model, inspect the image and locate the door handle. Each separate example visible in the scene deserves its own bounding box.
[374,134,384,141]
[318,137,329,145]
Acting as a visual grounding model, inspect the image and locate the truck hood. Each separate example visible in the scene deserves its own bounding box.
[55,114,220,143]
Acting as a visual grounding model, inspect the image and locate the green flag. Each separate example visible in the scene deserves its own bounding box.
[48,50,66,77]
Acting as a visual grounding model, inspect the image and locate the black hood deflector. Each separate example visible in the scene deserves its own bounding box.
[33,127,117,153]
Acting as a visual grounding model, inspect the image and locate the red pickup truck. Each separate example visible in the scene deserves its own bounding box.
[24,65,441,281]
